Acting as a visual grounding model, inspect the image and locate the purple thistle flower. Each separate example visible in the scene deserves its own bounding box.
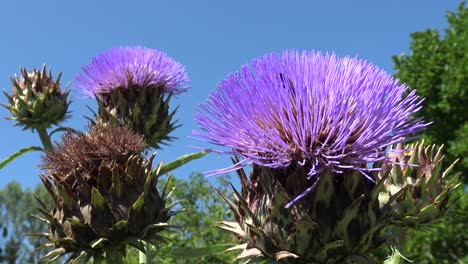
[194,50,427,205]
[76,46,189,96]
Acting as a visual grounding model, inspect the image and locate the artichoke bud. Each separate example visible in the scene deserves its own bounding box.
[4,64,70,130]
[34,126,176,262]
[219,160,402,264]
[95,86,177,150]
[380,142,462,228]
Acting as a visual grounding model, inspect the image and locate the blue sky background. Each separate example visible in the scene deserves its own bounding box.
[0,0,462,189]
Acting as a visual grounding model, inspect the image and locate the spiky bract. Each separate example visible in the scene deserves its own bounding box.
[220,142,462,263]
[219,160,403,264]
[380,142,462,228]
[35,126,177,263]
[4,65,70,130]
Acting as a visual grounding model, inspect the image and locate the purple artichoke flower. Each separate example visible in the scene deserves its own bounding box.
[75,46,189,149]
[194,50,427,205]
[76,46,189,96]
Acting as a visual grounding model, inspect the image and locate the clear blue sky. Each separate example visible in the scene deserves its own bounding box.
[0,0,461,189]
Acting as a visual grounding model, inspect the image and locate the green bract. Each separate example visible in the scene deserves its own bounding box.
[94,87,178,149]
[218,142,462,263]
[381,142,462,228]
[4,65,70,130]
[218,162,400,263]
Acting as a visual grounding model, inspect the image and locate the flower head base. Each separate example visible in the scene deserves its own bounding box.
[35,125,177,262]
[76,46,190,149]
[219,160,398,263]
[4,65,70,130]
[76,46,189,96]
[194,50,427,206]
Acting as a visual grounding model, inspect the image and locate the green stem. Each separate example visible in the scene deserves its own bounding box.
[138,248,147,264]
[105,247,126,264]
[0,146,42,170]
[146,242,152,262]
[37,127,53,150]
[399,232,410,255]
[138,242,151,264]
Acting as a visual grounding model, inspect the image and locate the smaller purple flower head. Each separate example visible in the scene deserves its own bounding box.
[194,50,427,205]
[76,46,189,96]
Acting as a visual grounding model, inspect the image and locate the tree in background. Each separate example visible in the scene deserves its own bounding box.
[393,2,468,182]
[404,188,468,264]
[126,172,237,263]
[391,2,468,263]
[0,182,51,264]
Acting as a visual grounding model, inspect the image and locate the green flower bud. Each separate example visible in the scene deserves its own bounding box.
[380,142,462,228]
[4,65,70,130]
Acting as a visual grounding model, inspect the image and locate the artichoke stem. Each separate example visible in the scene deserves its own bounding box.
[37,127,53,150]
[398,232,410,256]
[138,241,153,263]
[138,248,147,264]
[105,247,126,264]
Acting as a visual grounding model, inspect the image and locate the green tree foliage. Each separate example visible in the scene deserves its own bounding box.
[393,2,468,181]
[404,188,468,264]
[125,172,237,263]
[0,182,52,264]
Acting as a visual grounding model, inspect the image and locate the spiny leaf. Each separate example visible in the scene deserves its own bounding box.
[127,237,146,253]
[42,247,66,260]
[0,146,42,170]
[158,151,209,175]
[49,126,79,137]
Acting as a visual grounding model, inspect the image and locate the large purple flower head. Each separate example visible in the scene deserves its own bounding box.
[194,50,427,204]
[76,46,189,96]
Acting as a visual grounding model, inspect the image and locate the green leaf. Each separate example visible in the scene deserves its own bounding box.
[49,126,79,137]
[157,151,209,176]
[0,146,42,170]
[168,243,237,259]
